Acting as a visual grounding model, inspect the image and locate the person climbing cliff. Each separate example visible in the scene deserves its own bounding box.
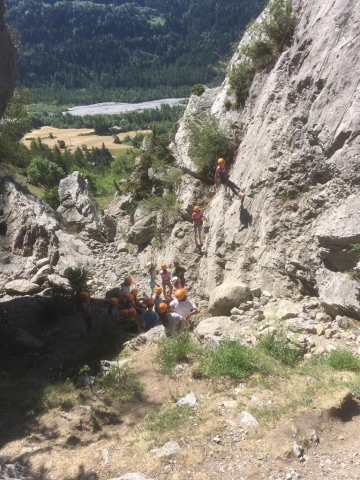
[192,206,208,246]
[215,157,245,200]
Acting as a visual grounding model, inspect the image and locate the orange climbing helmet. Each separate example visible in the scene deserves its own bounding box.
[157,302,168,314]
[155,286,163,294]
[109,297,119,306]
[131,289,138,296]
[218,158,225,166]
[160,262,167,270]
[146,298,155,306]
[79,291,89,299]
[128,307,136,318]
[193,205,201,212]
[124,276,132,286]
[174,288,186,301]
[124,294,134,302]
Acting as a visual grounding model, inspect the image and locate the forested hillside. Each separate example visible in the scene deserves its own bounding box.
[5,0,265,104]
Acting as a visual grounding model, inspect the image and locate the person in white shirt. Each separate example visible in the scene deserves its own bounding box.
[157,302,185,336]
[169,289,200,318]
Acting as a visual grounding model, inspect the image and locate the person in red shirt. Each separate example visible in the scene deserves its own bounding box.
[192,205,208,246]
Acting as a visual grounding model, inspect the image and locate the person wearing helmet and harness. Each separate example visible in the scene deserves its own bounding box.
[79,291,92,332]
[141,298,160,331]
[170,289,200,321]
[157,302,186,336]
[153,286,165,312]
[192,206,208,246]
[118,276,133,300]
[109,297,121,323]
[159,262,172,298]
[146,262,159,296]
[215,158,245,200]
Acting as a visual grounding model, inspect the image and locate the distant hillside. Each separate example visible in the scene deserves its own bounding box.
[5,0,264,103]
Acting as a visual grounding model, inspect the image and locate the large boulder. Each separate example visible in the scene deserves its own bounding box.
[315,194,360,271]
[5,279,41,295]
[58,171,116,242]
[0,0,17,118]
[195,316,244,340]
[263,299,301,321]
[208,278,251,316]
[126,212,156,246]
[316,268,360,320]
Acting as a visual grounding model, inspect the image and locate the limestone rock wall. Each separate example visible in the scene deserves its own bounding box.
[158,0,360,315]
[0,0,16,117]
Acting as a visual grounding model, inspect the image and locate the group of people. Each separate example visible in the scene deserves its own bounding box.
[80,259,199,337]
[79,157,244,334]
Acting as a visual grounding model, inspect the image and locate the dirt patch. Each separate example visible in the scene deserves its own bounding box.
[21,127,151,152]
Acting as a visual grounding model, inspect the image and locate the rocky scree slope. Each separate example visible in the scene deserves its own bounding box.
[118,0,360,319]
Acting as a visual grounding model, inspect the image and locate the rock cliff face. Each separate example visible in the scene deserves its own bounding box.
[0,0,16,117]
[142,0,360,317]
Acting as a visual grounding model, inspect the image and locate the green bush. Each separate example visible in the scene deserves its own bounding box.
[191,84,205,96]
[42,380,78,409]
[326,349,360,372]
[27,156,65,189]
[257,333,301,367]
[198,339,263,380]
[156,332,198,373]
[67,267,90,298]
[228,0,296,106]
[228,59,256,107]
[43,186,60,209]
[186,113,235,180]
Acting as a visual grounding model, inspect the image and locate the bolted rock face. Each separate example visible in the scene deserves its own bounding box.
[0,0,17,118]
[208,278,251,316]
[316,268,360,320]
[58,171,116,242]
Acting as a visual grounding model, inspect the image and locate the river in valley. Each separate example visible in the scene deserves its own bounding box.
[64,98,188,116]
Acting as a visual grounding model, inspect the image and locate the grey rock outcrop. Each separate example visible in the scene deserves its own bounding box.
[316,268,360,319]
[208,278,251,316]
[0,0,16,118]
[126,211,156,246]
[58,171,115,242]
[5,279,41,295]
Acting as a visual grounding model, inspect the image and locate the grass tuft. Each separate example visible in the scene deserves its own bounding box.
[144,404,194,433]
[326,349,360,372]
[197,339,265,380]
[156,333,199,374]
[42,380,79,409]
[98,366,144,402]
[257,333,301,367]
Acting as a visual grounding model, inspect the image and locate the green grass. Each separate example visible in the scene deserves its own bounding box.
[97,365,144,403]
[326,349,360,372]
[42,380,79,409]
[197,339,267,380]
[257,333,301,367]
[156,333,199,373]
[144,404,194,433]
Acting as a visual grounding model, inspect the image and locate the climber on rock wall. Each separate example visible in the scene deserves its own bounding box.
[215,157,245,200]
[192,205,208,247]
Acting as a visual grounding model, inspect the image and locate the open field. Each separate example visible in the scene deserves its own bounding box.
[22,126,151,152]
